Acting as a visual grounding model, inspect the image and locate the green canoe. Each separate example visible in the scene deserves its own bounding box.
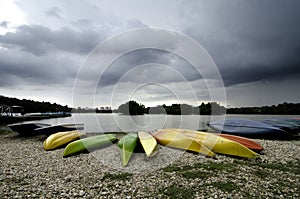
[63,134,117,157]
[118,133,138,166]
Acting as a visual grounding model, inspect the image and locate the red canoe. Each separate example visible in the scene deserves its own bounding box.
[219,134,264,152]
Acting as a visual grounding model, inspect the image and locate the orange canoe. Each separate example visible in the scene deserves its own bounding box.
[219,134,264,152]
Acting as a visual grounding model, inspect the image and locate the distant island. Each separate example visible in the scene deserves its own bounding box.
[116,100,300,115]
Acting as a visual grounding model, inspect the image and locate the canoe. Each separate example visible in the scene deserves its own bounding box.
[7,122,83,136]
[8,122,50,136]
[150,130,215,157]
[260,119,300,135]
[219,134,263,152]
[118,133,138,166]
[138,131,158,157]
[63,134,116,157]
[160,129,258,158]
[35,123,84,135]
[43,130,86,150]
[208,118,286,139]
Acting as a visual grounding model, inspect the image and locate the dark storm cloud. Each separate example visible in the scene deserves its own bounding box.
[0,48,78,87]
[0,25,103,55]
[0,21,8,28]
[97,49,201,88]
[46,6,62,18]
[181,0,300,86]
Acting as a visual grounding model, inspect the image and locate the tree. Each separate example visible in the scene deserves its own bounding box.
[117,100,146,115]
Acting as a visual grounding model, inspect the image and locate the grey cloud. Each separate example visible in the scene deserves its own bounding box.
[0,48,78,88]
[46,6,62,18]
[0,25,104,55]
[97,49,201,88]
[180,0,300,86]
[0,21,8,28]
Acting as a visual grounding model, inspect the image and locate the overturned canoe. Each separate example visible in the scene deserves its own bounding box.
[35,123,84,135]
[161,129,258,158]
[63,134,116,157]
[8,122,83,136]
[138,131,158,157]
[208,118,286,139]
[43,130,86,150]
[118,133,138,166]
[219,133,264,153]
[150,129,215,157]
[8,122,50,136]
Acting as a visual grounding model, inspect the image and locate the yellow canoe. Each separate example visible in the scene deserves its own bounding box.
[160,129,258,158]
[151,130,215,157]
[138,131,158,157]
[43,130,86,150]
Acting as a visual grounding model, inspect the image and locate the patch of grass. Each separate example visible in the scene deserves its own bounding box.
[0,128,12,135]
[208,181,237,192]
[163,184,195,199]
[162,165,194,172]
[253,169,269,179]
[233,160,300,175]
[181,170,212,180]
[194,162,236,172]
[3,177,29,185]
[102,173,132,181]
[162,161,236,173]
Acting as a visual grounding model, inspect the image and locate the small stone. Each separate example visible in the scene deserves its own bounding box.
[79,190,85,196]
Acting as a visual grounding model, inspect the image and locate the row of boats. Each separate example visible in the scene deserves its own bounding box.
[8,117,300,166]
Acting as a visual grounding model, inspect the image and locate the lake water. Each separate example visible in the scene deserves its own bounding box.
[38,113,300,133]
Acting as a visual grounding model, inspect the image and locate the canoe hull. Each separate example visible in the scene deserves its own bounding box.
[151,130,215,157]
[43,130,86,150]
[118,133,138,166]
[208,118,287,139]
[161,129,258,158]
[63,134,116,157]
[138,131,158,157]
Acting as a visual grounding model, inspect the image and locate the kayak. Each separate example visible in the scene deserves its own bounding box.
[160,129,258,158]
[8,122,83,136]
[118,133,138,166]
[208,118,286,139]
[138,131,158,157]
[150,129,215,157]
[43,130,86,150]
[219,134,264,152]
[260,119,300,137]
[63,134,116,157]
[8,122,50,136]
[35,123,84,135]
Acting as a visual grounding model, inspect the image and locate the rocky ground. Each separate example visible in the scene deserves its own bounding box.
[0,127,299,198]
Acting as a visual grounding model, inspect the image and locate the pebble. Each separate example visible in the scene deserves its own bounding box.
[0,132,299,198]
[79,190,85,196]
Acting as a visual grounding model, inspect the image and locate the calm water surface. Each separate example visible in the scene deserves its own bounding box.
[38,113,300,133]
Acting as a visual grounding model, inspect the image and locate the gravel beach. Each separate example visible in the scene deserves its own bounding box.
[0,128,299,198]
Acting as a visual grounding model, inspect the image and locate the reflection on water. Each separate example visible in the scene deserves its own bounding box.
[37,113,300,133]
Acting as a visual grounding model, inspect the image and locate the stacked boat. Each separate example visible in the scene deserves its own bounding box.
[42,127,265,166]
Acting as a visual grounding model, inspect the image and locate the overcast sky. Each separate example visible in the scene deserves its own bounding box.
[0,0,300,108]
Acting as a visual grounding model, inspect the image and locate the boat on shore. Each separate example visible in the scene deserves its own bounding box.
[0,112,72,124]
[208,118,297,139]
[8,122,83,136]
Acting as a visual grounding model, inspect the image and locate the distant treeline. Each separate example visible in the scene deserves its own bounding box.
[117,100,300,115]
[72,107,112,113]
[0,95,71,114]
[116,100,226,115]
[227,102,300,115]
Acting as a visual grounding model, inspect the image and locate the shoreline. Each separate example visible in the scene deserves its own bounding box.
[0,129,299,198]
